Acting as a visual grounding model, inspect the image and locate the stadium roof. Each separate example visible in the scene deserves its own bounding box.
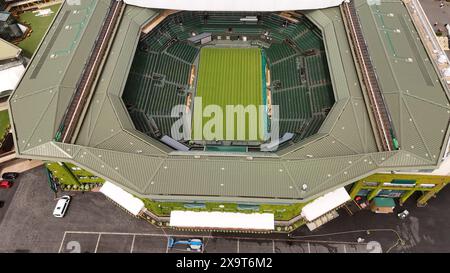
[9,0,450,204]
[124,0,345,11]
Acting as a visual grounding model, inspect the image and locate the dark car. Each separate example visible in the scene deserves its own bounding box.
[0,201,4,208]
[0,180,13,189]
[2,172,19,180]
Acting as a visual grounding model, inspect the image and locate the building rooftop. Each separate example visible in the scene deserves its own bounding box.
[8,0,450,204]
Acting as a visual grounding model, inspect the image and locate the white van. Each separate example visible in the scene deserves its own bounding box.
[53,195,71,218]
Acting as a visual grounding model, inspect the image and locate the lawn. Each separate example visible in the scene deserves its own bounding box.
[194,47,264,141]
[17,4,62,58]
[0,110,10,143]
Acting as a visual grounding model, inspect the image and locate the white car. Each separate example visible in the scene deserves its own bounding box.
[53,195,71,218]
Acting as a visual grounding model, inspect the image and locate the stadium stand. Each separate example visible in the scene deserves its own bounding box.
[122,11,335,147]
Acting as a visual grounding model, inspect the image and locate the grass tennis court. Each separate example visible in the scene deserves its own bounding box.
[193,47,264,141]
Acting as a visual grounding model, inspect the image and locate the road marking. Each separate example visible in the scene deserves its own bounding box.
[130,235,136,253]
[237,239,240,253]
[165,237,170,253]
[94,234,102,253]
[343,244,347,253]
[272,240,275,253]
[307,242,311,253]
[58,231,67,253]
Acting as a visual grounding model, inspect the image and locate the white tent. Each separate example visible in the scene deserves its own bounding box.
[0,64,25,93]
[170,210,275,230]
[124,0,344,11]
[99,182,145,216]
[301,187,350,221]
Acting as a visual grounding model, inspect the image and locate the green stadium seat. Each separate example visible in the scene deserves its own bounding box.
[166,42,199,63]
[265,43,297,63]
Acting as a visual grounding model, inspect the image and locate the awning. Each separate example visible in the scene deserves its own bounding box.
[99,182,145,216]
[0,38,22,61]
[301,187,350,221]
[170,211,275,230]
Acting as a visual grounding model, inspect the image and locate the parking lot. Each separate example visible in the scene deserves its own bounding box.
[58,231,376,253]
[2,166,450,253]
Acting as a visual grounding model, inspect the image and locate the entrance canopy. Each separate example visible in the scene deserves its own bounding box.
[301,187,350,221]
[99,182,145,216]
[170,211,275,230]
[124,0,344,11]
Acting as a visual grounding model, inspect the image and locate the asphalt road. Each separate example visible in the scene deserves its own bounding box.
[1,0,450,253]
[0,167,167,252]
[0,167,378,253]
[0,173,20,223]
[1,166,450,253]
[289,187,450,252]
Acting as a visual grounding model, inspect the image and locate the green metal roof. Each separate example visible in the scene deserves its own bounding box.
[8,0,450,204]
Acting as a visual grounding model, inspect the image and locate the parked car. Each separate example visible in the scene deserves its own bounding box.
[2,172,19,180]
[168,237,203,252]
[53,195,71,218]
[0,180,13,189]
